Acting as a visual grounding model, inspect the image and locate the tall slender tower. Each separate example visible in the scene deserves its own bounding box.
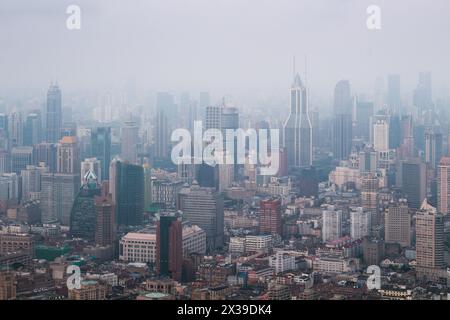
[46,84,62,143]
[283,71,312,170]
[333,80,353,161]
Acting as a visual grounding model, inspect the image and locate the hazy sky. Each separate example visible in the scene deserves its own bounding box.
[1,0,450,104]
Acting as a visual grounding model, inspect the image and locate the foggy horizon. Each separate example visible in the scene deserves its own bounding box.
[1,0,450,109]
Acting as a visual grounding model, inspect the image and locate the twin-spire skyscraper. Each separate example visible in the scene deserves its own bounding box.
[283,61,313,170]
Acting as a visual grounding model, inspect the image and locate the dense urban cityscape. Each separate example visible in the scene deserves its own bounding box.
[1,0,450,303]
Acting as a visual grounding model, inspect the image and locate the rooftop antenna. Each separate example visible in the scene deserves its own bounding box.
[304,55,308,88]
[293,55,296,80]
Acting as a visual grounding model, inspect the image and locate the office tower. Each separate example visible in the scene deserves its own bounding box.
[0,114,8,151]
[81,158,101,185]
[355,101,373,142]
[0,151,10,174]
[259,199,282,236]
[283,73,313,169]
[425,130,442,170]
[322,205,342,242]
[155,92,174,159]
[350,207,371,239]
[387,74,401,114]
[33,143,57,172]
[333,80,353,161]
[110,160,144,226]
[416,200,444,275]
[388,114,401,150]
[373,119,389,152]
[46,84,62,143]
[156,213,183,281]
[397,159,426,209]
[57,136,79,174]
[21,165,45,201]
[0,270,16,300]
[23,112,42,146]
[437,157,450,215]
[91,127,111,180]
[385,200,411,247]
[178,182,224,250]
[41,172,80,225]
[8,112,23,147]
[95,193,116,247]
[359,147,377,174]
[70,170,101,241]
[11,146,33,174]
[205,106,221,130]
[413,72,433,119]
[399,115,414,159]
[121,120,139,164]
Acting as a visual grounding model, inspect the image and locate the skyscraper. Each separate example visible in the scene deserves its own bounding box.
[21,164,46,201]
[373,119,389,152]
[41,172,80,225]
[387,74,401,114]
[425,129,442,170]
[8,112,23,147]
[46,84,62,143]
[259,199,282,236]
[121,120,139,164]
[355,101,373,142]
[416,200,445,279]
[23,112,42,146]
[155,92,173,159]
[397,159,426,209]
[283,73,312,169]
[57,136,79,174]
[413,72,433,119]
[110,159,144,226]
[437,157,450,215]
[91,127,111,180]
[156,213,183,281]
[95,192,116,247]
[332,80,353,161]
[33,143,57,173]
[178,182,224,251]
[385,200,411,247]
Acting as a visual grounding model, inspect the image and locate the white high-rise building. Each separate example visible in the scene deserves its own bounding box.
[283,72,313,169]
[322,205,342,242]
[121,120,139,164]
[373,119,389,152]
[350,207,371,239]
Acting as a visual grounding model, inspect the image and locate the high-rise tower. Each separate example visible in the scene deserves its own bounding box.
[283,73,312,170]
[333,80,353,161]
[46,84,62,143]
